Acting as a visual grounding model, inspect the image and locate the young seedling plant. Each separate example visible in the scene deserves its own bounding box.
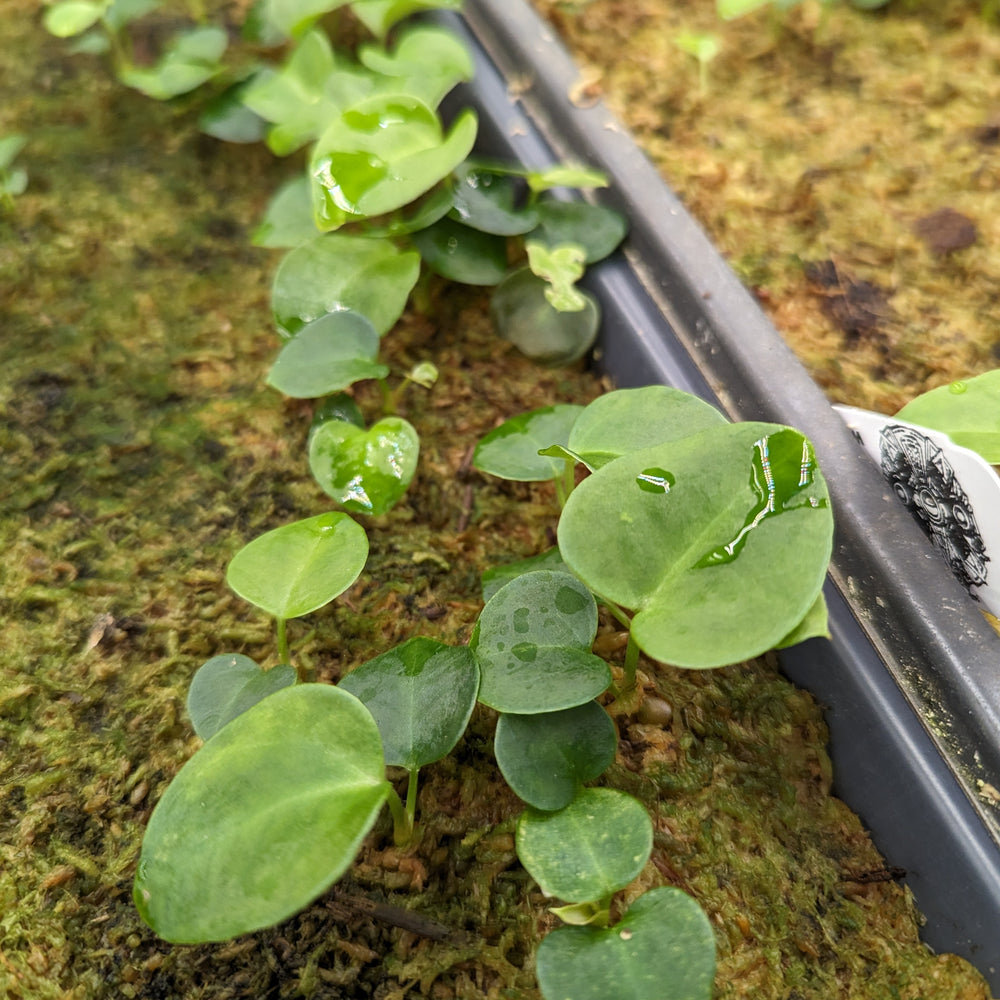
[132,384,832,1000]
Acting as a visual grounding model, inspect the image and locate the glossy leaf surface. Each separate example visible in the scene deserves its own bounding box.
[310,96,477,230]
[567,386,725,470]
[494,702,615,810]
[411,217,508,285]
[473,404,585,482]
[473,571,610,714]
[267,311,388,398]
[272,233,420,337]
[310,417,419,516]
[558,424,833,667]
[516,788,652,902]
[227,511,368,619]
[134,684,388,943]
[536,888,716,1000]
[531,200,627,264]
[895,370,1000,462]
[187,654,296,741]
[449,163,538,236]
[340,638,479,769]
[491,268,600,366]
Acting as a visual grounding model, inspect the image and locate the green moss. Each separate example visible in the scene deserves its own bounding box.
[0,4,993,999]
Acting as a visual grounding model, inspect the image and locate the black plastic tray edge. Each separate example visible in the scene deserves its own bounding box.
[434,2,1000,982]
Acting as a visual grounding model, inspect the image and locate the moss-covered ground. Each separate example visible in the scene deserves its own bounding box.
[535,0,1000,414]
[0,4,994,998]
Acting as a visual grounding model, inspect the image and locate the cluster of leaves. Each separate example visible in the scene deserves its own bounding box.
[133,386,833,1000]
[44,2,832,996]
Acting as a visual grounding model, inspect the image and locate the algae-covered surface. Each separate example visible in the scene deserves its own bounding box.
[0,5,994,998]
[534,0,1000,414]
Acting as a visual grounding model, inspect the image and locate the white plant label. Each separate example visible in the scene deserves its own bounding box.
[835,405,1000,618]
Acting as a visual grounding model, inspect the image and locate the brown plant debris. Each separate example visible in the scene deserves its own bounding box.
[914,207,979,255]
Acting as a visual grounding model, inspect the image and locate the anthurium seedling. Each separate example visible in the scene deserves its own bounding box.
[894,369,1000,463]
[267,310,389,398]
[310,94,477,230]
[309,415,420,516]
[471,571,611,714]
[473,404,585,504]
[558,422,832,668]
[673,32,720,96]
[339,637,479,843]
[186,654,297,741]
[271,232,421,337]
[494,701,616,810]
[134,683,390,943]
[225,510,368,672]
[491,267,600,366]
[526,240,589,312]
[516,787,653,925]
[536,888,716,1000]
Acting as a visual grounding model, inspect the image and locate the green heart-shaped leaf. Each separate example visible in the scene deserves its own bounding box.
[568,386,725,470]
[267,311,389,398]
[253,175,316,248]
[495,701,616,810]
[227,511,369,619]
[536,888,716,1000]
[558,423,833,667]
[473,571,610,714]
[310,96,477,230]
[449,162,539,236]
[187,654,297,741]
[134,684,389,943]
[516,787,652,902]
[263,0,352,37]
[118,26,228,100]
[272,232,420,337]
[350,0,462,38]
[530,200,628,264]
[340,637,479,769]
[411,216,509,285]
[491,268,600,366]
[309,416,419,516]
[44,0,109,37]
[895,370,1000,462]
[473,404,585,482]
[358,25,473,109]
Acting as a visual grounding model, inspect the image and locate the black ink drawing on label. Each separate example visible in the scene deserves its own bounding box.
[879,424,989,596]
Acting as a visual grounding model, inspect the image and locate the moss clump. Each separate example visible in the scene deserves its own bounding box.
[0,4,993,999]
[535,0,1000,414]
